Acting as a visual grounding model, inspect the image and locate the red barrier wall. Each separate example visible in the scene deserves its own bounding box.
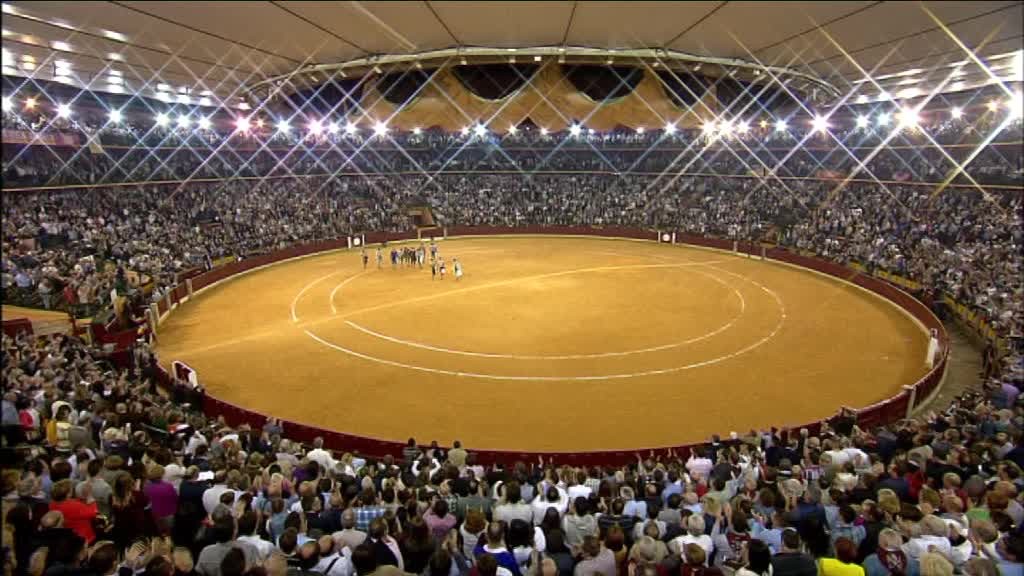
[153,227,948,466]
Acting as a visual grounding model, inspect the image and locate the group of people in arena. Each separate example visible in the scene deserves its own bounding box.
[3,325,1024,576]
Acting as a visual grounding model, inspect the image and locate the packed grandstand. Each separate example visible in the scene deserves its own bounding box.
[4,2,1024,576]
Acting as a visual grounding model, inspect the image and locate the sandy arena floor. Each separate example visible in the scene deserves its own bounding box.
[156,236,930,452]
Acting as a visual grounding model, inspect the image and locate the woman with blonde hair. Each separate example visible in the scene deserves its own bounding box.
[917,553,953,576]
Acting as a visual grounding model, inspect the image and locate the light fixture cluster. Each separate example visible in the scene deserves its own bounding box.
[4,93,1022,137]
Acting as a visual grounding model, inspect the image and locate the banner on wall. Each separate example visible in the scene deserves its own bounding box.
[2,129,80,146]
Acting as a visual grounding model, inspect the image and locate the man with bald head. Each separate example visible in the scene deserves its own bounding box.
[316,535,354,576]
[334,508,368,551]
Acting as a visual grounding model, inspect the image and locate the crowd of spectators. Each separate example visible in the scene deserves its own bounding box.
[4,328,1024,576]
[3,168,1021,364]
[3,105,1022,189]
[2,97,1024,576]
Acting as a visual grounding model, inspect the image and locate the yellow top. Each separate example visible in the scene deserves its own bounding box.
[819,559,865,576]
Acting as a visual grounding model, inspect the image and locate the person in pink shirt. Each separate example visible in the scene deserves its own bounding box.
[423,499,457,542]
[144,464,179,534]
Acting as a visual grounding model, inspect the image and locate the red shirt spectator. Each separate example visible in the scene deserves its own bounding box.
[49,479,98,543]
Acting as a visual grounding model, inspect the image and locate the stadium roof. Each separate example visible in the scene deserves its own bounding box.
[2,1,1021,108]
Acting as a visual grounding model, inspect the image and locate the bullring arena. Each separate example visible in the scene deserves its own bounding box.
[156,233,932,453]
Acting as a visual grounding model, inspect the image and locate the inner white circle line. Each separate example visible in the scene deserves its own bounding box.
[342,268,746,359]
[304,268,786,380]
[329,271,373,315]
[291,269,345,322]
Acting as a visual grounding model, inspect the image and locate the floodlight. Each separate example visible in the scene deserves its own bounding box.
[373,121,388,136]
[108,109,122,123]
[56,103,72,118]
[197,116,211,130]
[155,113,169,127]
[811,115,829,133]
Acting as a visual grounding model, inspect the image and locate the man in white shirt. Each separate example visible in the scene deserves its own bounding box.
[531,485,569,525]
[669,515,713,564]
[315,535,353,576]
[306,437,337,472]
[494,481,534,525]
[236,511,275,561]
[686,450,713,482]
[567,471,592,501]
[202,470,240,515]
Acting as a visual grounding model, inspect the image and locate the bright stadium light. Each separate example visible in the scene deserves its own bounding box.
[1,96,11,112]
[539,127,549,135]
[636,126,645,134]
[235,116,250,132]
[155,113,169,127]
[344,121,357,135]
[896,107,920,129]
[987,100,999,112]
[108,108,122,123]
[588,128,595,136]
[951,107,963,119]
[759,119,768,129]
[24,96,36,110]
[774,119,787,132]
[811,115,829,133]
[177,115,191,128]
[373,121,388,136]
[308,119,322,135]
[702,121,716,136]
[664,122,676,134]
[411,126,422,135]
[718,120,733,136]
[197,116,211,130]
[473,123,487,137]
[569,124,582,136]
[460,126,470,137]
[327,122,339,135]
[507,125,517,134]
[255,118,265,129]
[56,103,72,118]
[278,120,291,133]
[736,120,750,134]
[876,113,890,127]
[856,115,870,129]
